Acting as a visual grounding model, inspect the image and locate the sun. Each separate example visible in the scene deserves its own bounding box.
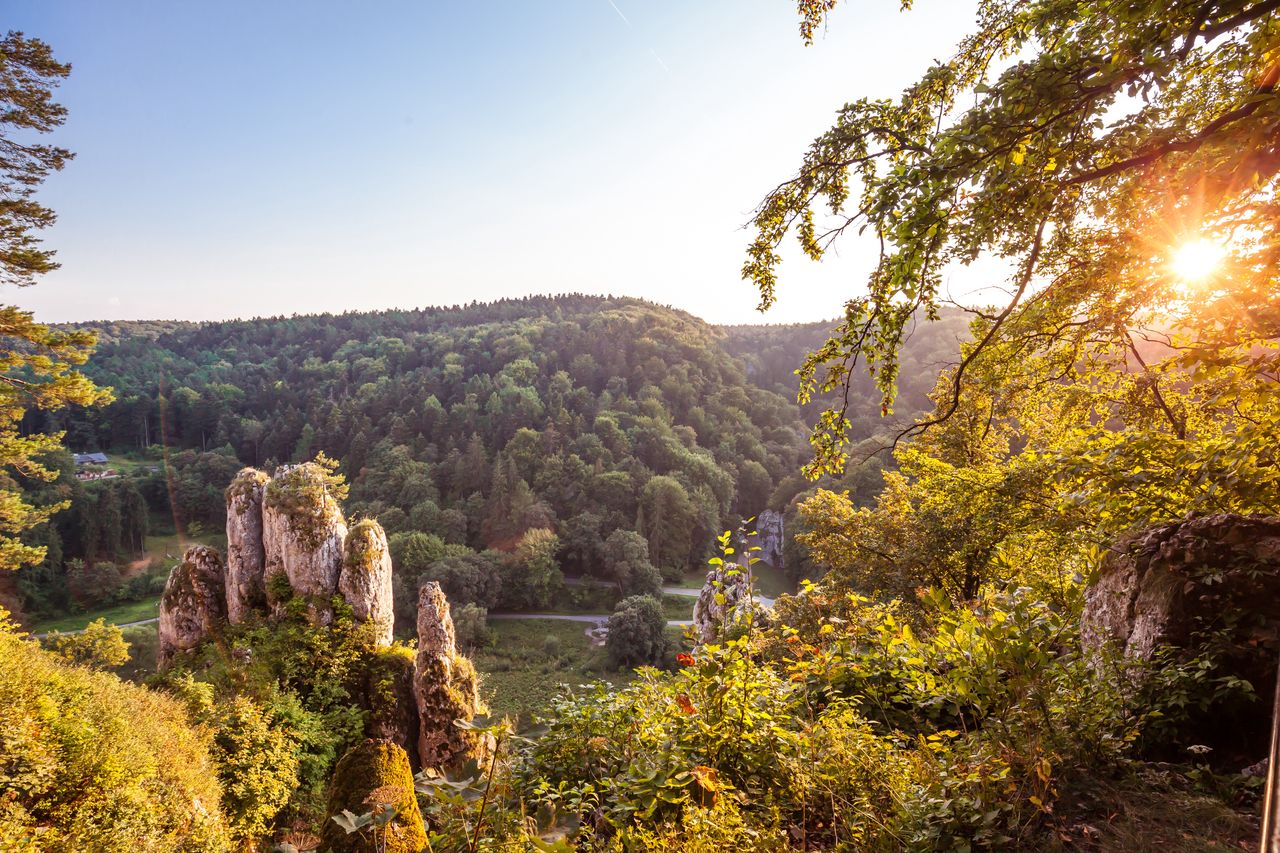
[1170,238,1226,284]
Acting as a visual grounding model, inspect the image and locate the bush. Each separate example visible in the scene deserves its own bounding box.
[453,603,492,650]
[0,621,232,852]
[512,586,1157,848]
[206,696,299,841]
[605,595,669,670]
[43,618,130,669]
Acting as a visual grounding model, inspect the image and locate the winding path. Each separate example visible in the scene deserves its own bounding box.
[32,616,158,640]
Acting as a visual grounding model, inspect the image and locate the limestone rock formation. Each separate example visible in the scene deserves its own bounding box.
[262,463,348,621]
[1082,513,1280,748]
[692,562,750,645]
[158,545,227,667]
[224,467,269,623]
[414,582,486,770]
[340,519,395,646]
[754,509,785,570]
[319,739,426,853]
[1082,514,1280,660]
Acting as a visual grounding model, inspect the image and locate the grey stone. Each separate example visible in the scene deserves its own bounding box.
[339,519,395,646]
[158,545,227,667]
[225,467,269,623]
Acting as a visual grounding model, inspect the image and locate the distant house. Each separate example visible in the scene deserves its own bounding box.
[73,452,110,466]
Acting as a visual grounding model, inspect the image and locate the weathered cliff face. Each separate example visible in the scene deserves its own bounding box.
[339,519,394,647]
[692,563,750,645]
[158,545,227,667]
[262,464,348,622]
[225,468,269,623]
[1082,513,1280,752]
[414,582,486,771]
[754,509,785,570]
[1082,514,1280,659]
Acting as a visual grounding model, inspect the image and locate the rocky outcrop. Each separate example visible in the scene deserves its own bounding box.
[262,463,348,622]
[692,562,750,645]
[1082,514,1280,751]
[225,468,269,623]
[319,739,426,853]
[414,582,486,771]
[158,545,227,667]
[1082,514,1280,659]
[754,509,785,570]
[340,519,394,646]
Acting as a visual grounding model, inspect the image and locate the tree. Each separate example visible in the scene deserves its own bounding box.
[637,475,696,580]
[749,1,1280,484]
[0,32,111,570]
[559,510,604,576]
[602,528,662,598]
[44,618,130,669]
[500,527,563,610]
[605,594,669,670]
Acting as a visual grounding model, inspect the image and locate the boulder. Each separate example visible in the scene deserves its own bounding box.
[1082,514,1280,659]
[414,582,487,771]
[692,562,750,645]
[1082,513,1280,751]
[262,463,348,621]
[319,738,426,853]
[339,519,394,646]
[224,467,269,623]
[754,509,785,570]
[158,545,227,667]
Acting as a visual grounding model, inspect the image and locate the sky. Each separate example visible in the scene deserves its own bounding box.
[7,0,981,326]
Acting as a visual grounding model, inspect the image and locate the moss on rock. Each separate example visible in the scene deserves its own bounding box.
[363,645,420,767]
[263,463,348,623]
[158,545,228,667]
[339,519,394,646]
[225,467,270,623]
[319,739,426,853]
[263,462,346,551]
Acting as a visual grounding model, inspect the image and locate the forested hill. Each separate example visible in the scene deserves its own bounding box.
[22,296,966,620]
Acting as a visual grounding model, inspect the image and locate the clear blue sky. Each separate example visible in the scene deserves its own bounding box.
[8,0,977,325]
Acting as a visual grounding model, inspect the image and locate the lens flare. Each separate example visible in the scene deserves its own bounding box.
[1170,238,1226,283]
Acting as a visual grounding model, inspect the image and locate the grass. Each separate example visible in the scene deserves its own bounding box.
[661,593,695,621]
[30,527,221,634]
[104,452,164,476]
[473,616,697,722]
[676,559,793,599]
[34,597,161,634]
[473,619,629,722]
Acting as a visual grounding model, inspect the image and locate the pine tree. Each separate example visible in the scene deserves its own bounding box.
[0,32,112,570]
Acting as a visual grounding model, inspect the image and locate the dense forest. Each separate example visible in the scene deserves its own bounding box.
[13,296,967,623]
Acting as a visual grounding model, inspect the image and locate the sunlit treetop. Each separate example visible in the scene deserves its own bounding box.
[750,0,1280,476]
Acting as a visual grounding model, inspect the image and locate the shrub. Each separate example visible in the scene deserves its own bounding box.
[206,696,299,841]
[605,595,668,670]
[43,618,130,669]
[453,602,492,650]
[0,622,232,852]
